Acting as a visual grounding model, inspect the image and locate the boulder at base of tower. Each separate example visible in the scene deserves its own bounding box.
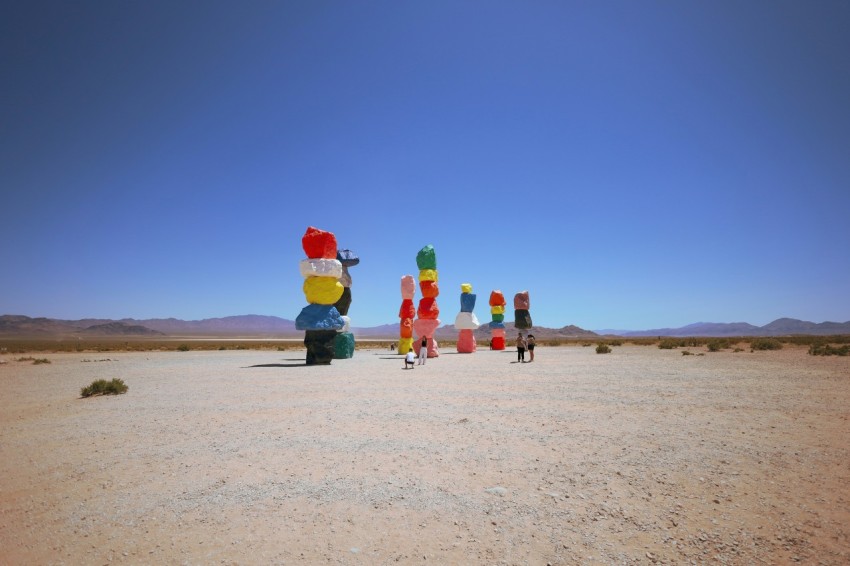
[457,329,476,353]
[333,332,355,359]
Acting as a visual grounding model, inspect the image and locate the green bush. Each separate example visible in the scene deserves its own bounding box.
[682,350,693,356]
[81,378,128,398]
[808,343,850,356]
[750,338,783,351]
[658,339,684,349]
[33,358,51,364]
[707,339,731,352]
[596,343,611,354]
[177,344,191,352]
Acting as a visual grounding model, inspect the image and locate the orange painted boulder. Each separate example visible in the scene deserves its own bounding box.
[491,336,506,350]
[420,280,439,298]
[489,290,506,306]
[399,317,414,338]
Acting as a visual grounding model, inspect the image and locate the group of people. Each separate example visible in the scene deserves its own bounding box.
[403,337,429,369]
[516,332,535,362]
[404,333,536,368]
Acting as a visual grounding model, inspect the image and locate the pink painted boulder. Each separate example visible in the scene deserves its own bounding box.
[413,318,440,338]
[513,291,530,310]
[400,275,416,300]
[457,329,476,353]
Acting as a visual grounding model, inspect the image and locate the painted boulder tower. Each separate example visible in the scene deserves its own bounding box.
[333,249,359,359]
[488,290,507,350]
[455,283,480,353]
[514,290,532,330]
[414,244,440,358]
[398,274,416,354]
[296,226,345,365]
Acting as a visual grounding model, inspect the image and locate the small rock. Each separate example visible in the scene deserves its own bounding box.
[485,486,507,496]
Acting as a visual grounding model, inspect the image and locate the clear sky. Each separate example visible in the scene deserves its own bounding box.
[2,1,849,331]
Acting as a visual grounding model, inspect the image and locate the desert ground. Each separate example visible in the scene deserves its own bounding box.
[1,344,848,565]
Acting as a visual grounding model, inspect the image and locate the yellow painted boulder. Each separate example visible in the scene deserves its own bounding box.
[418,269,438,282]
[303,276,344,305]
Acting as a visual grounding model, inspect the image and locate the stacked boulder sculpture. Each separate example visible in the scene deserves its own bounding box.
[414,244,440,358]
[514,290,532,331]
[398,274,416,354]
[296,226,345,365]
[333,249,359,359]
[455,283,480,353]
[488,290,507,350]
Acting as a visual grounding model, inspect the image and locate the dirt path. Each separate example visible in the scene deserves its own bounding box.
[1,345,848,564]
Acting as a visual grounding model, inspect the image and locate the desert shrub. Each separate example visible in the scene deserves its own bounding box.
[596,343,611,354]
[682,350,693,356]
[808,343,850,356]
[733,347,744,353]
[16,356,35,362]
[582,342,593,347]
[177,344,191,352]
[607,339,623,346]
[32,358,51,364]
[80,378,128,398]
[658,339,684,350]
[750,338,783,351]
[707,339,732,352]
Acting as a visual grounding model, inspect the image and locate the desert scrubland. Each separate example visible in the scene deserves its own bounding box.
[1,345,848,565]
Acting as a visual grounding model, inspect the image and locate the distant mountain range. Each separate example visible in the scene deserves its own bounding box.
[596,318,850,337]
[0,314,596,339]
[1,314,848,338]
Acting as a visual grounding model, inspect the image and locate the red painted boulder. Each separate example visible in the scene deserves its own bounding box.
[301,226,337,259]
[489,290,506,306]
[398,299,415,319]
[417,297,440,319]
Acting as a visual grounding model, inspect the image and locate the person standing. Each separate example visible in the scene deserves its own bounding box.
[516,332,527,363]
[527,333,536,362]
[418,336,428,365]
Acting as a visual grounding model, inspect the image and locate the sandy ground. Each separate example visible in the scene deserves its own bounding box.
[1,345,848,565]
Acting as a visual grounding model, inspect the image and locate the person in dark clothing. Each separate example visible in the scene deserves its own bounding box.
[516,333,527,362]
[417,337,428,365]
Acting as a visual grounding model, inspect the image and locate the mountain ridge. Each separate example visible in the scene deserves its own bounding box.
[605,318,850,337]
[1,315,848,338]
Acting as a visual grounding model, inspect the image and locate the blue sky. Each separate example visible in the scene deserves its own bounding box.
[2,1,849,330]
